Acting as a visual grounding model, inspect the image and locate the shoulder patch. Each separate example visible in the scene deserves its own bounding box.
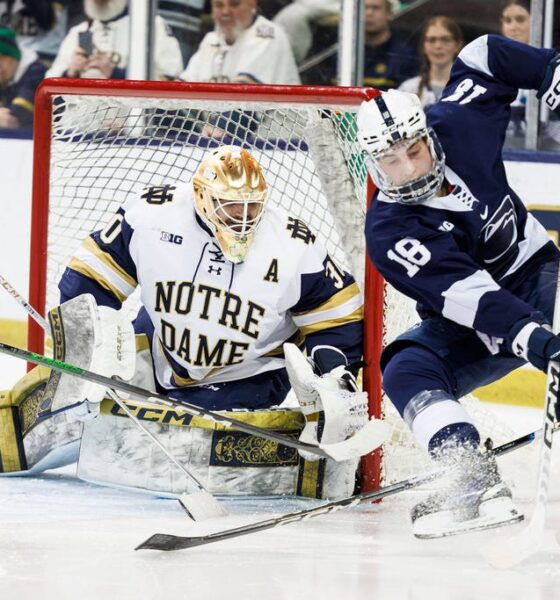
[256,24,275,39]
[286,217,316,245]
[141,184,176,205]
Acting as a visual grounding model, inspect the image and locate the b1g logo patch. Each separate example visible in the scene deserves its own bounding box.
[160,231,183,245]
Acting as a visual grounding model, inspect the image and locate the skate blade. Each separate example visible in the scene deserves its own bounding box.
[413,496,524,539]
[414,513,524,539]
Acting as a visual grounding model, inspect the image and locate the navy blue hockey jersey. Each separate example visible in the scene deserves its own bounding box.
[366,35,560,340]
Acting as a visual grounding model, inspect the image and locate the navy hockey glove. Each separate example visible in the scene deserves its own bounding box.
[510,320,560,372]
[538,54,560,111]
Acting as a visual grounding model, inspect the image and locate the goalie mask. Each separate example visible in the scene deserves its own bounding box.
[356,90,445,204]
[192,146,268,263]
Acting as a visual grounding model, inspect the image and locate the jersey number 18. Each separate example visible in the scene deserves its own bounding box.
[387,238,431,277]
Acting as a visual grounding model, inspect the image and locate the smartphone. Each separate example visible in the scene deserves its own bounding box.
[78,31,93,57]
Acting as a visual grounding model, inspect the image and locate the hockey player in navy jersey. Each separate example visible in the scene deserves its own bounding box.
[357,34,560,537]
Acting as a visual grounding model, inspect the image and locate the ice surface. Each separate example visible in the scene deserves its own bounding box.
[2,351,560,599]
[2,465,560,600]
[1,410,560,597]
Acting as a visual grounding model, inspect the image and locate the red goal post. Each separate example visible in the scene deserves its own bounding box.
[29,79,385,490]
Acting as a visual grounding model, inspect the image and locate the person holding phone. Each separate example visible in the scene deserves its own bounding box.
[46,0,183,80]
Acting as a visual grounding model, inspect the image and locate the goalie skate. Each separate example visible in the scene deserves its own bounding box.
[411,452,523,539]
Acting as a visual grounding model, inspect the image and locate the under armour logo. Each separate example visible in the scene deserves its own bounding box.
[208,265,222,275]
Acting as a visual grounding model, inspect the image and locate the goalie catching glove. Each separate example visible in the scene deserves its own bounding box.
[39,294,136,421]
[283,343,369,461]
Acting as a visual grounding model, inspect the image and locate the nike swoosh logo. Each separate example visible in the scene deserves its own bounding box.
[480,206,489,220]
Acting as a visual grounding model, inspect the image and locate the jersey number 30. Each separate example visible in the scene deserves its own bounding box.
[387,238,431,277]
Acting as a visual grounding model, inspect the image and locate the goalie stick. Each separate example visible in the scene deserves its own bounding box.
[0,275,226,521]
[135,426,554,551]
[0,341,390,462]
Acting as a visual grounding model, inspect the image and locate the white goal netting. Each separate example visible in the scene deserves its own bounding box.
[32,83,540,493]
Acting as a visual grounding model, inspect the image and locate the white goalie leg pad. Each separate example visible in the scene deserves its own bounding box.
[78,399,359,499]
[284,343,369,461]
[41,294,136,421]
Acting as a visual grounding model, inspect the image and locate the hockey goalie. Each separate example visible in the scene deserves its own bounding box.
[0,145,373,500]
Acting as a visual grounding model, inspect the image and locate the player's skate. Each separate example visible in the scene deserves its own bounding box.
[411,448,523,539]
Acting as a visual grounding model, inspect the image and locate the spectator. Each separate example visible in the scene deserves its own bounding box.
[46,0,183,80]
[500,0,531,147]
[500,0,560,150]
[157,0,205,66]
[399,16,463,109]
[181,0,300,85]
[0,27,46,129]
[273,0,340,64]
[0,1,80,66]
[363,0,418,90]
[500,0,530,44]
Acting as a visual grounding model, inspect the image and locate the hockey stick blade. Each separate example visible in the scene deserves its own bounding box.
[178,490,228,521]
[0,342,389,461]
[480,362,560,569]
[135,480,410,551]
[317,418,391,462]
[136,428,546,551]
[113,392,227,521]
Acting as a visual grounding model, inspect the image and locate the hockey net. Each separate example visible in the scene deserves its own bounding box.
[30,80,523,493]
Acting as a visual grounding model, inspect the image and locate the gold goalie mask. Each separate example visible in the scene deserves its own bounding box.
[192,146,268,263]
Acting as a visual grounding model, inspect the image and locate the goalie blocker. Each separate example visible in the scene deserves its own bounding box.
[0,296,362,498]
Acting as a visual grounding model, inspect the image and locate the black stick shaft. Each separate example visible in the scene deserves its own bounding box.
[0,341,333,458]
[136,428,542,551]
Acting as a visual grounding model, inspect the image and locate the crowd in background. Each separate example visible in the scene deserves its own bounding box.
[0,0,557,149]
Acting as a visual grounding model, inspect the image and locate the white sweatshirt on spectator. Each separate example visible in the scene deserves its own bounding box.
[181,15,300,85]
[46,13,183,80]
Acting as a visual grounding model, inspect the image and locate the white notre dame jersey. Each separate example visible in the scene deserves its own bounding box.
[60,183,362,391]
[180,15,300,85]
[46,12,183,79]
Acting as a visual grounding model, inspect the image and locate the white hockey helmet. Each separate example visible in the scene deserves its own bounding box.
[356,90,445,204]
[192,145,268,263]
